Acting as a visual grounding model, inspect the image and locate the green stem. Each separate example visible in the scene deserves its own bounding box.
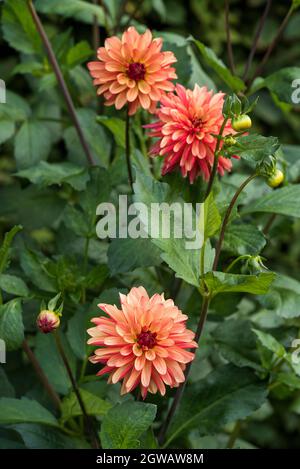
[22,339,61,411]
[203,117,228,201]
[224,255,251,273]
[27,0,94,166]
[225,0,235,74]
[125,108,133,191]
[200,240,206,277]
[158,174,258,447]
[249,4,294,86]
[227,420,242,449]
[243,0,272,81]
[213,173,257,270]
[158,294,211,446]
[54,332,100,449]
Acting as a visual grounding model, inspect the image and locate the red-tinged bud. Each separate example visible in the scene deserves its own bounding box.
[37,310,60,334]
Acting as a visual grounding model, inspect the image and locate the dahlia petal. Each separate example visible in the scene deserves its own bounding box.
[141,360,152,387]
[153,356,167,375]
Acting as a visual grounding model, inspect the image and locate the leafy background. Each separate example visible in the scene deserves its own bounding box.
[0,0,300,449]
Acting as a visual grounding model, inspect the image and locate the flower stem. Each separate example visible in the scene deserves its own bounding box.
[243,0,272,81]
[27,0,94,166]
[224,254,251,273]
[22,339,61,411]
[225,0,235,74]
[158,173,257,446]
[249,4,294,87]
[158,294,211,446]
[213,173,257,270]
[227,420,242,449]
[54,332,100,449]
[125,108,133,191]
[203,117,228,202]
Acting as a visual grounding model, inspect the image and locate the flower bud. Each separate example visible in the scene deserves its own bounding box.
[232,114,252,131]
[37,310,60,334]
[267,169,284,188]
[223,136,237,147]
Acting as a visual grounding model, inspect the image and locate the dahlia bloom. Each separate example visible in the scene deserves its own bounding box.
[87,287,197,399]
[146,83,239,183]
[87,27,177,115]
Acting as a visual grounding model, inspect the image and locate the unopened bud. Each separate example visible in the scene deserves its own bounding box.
[37,310,60,334]
[223,136,237,146]
[267,169,284,188]
[232,114,252,132]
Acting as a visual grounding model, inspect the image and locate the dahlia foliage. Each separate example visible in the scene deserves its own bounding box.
[87,287,197,399]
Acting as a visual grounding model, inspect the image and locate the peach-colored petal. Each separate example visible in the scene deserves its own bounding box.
[87,26,177,115]
[88,286,197,399]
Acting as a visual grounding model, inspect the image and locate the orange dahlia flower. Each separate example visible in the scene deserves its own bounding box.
[87,27,177,115]
[87,286,197,399]
[146,83,239,183]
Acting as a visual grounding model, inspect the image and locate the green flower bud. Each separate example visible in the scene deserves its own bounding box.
[267,169,284,188]
[232,114,252,132]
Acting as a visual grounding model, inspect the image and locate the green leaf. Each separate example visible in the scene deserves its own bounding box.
[35,332,75,395]
[212,320,262,371]
[0,120,15,144]
[13,424,89,449]
[242,185,300,218]
[61,388,112,424]
[0,368,15,398]
[66,308,87,360]
[226,135,280,164]
[20,249,56,292]
[166,364,267,446]
[0,299,24,351]
[202,271,275,296]
[133,173,201,287]
[0,225,23,274]
[203,193,221,240]
[14,121,52,170]
[0,397,59,427]
[252,329,286,358]
[264,67,300,104]
[67,40,93,68]
[191,38,246,92]
[108,238,162,275]
[0,274,29,297]
[270,274,300,318]
[96,116,126,148]
[2,0,41,54]
[63,205,90,237]
[16,162,90,191]
[100,402,157,449]
[64,109,110,167]
[79,166,111,220]
[35,0,105,25]
[0,91,31,122]
[223,223,266,255]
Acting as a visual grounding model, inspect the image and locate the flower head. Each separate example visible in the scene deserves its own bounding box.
[87,286,197,399]
[87,27,177,115]
[37,310,60,334]
[146,84,239,183]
